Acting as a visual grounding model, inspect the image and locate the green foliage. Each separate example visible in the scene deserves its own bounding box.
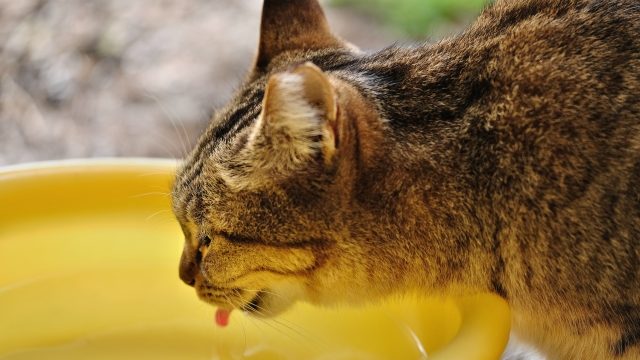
[331,0,487,38]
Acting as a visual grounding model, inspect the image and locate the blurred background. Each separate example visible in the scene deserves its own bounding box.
[0,0,485,166]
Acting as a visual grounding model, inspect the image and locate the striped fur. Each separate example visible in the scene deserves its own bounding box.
[172,0,640,358]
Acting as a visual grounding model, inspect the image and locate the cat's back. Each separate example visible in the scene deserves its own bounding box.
[483,0,640,31]
[359,0,640,135]
[455,0,640,160]
[470,0,640,99]
[451,0,640,210]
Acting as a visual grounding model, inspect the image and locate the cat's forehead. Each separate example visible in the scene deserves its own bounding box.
[175,85,262,178]
[172,78,273,216]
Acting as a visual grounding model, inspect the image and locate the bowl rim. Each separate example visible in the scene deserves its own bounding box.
[0,158,179,176]
[0,158,180,184]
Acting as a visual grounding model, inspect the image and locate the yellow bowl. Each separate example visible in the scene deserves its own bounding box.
[0,159,511,360]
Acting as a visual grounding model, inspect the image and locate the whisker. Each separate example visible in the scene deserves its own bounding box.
[152,216,179,225]
[136,169,179,178]
[240,288,289,301]
[239,311,248,355]
[148,128,187,159]
[241,311,270,347]
[253,314,302,345]
[147,185,175,191]
[244,299,324,349]
[212,290,325,353]
[239,288,320,337]
[145,209,172,221]
[130,191,172,199]
[269,317,324,349]
[145,92,192,157]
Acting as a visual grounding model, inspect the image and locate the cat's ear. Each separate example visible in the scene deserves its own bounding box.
[221,62,338,190]
[252,61,337,165]
[256,0,346,69]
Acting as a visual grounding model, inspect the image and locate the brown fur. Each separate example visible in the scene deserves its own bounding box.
[172,0,640,358]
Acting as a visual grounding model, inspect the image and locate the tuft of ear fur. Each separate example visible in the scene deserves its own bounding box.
[256,0,346,69]
[220,63,338,190]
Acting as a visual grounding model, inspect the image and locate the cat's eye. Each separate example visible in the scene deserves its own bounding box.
[219,231,255,244]
[199,235,212,247]
[194,235,211,265]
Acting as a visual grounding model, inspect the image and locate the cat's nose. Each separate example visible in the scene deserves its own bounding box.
[179,261,197,287]
[179,247,198,287]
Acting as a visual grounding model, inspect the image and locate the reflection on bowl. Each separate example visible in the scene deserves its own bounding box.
[0,159,510,360]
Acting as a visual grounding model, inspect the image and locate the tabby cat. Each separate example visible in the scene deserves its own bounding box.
[171,0,640,358]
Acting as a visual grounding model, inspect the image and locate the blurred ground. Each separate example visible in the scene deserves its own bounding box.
[332,0,485,39]
[0,0,400,165]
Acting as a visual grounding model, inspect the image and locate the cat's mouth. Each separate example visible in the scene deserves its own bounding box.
[212,290,269,327]
[196,284,285,318]
[195,277,301,321]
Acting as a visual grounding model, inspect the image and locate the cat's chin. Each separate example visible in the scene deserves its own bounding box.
[241,289,297,318]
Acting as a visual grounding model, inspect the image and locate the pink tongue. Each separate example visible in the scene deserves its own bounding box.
[215,308,231,327]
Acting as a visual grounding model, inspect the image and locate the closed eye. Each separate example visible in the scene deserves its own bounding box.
[219,231,260,244]
[218,231,327,249]
[195,235,212,264]
[199,235,212,247]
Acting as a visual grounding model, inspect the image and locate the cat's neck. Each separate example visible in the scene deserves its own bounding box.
[339,40,508,298]
[349,162,498,298]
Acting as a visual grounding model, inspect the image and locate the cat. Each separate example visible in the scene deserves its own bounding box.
[171,0,640,359]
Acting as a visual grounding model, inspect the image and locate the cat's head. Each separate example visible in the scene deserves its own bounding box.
[172,0,390,317]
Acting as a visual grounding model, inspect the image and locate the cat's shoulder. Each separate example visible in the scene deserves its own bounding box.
[480,0,639,29]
